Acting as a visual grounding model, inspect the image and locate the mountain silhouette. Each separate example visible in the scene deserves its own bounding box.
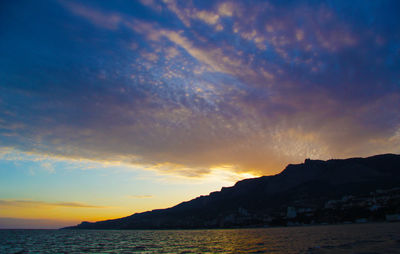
[64,154,400,229]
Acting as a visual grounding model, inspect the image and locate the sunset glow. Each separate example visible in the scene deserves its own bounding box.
[1,0,399,228]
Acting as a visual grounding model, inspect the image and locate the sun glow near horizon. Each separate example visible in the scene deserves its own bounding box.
[0,150,261,228]
[1,0,400,228]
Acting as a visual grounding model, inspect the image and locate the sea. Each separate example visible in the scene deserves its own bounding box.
[1,222,400,253]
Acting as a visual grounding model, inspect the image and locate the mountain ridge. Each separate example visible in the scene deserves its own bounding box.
[64,153,400,229]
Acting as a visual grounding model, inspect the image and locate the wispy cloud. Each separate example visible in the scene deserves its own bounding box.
[0,200,109,209]
[59,0,122,29]
[41,162,55,173]
[128,195,153,199]
[0,217,79,229]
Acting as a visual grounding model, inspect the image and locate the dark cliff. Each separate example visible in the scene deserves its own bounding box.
[64,154,400,229]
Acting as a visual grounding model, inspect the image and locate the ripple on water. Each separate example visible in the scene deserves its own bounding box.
[1,223,400,253]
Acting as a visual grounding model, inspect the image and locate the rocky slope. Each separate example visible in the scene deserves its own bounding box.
[64,154,400,229]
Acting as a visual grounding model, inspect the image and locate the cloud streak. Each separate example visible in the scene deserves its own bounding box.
[0,200,109,209]
[0,217,79,229]
[128,195,153,199]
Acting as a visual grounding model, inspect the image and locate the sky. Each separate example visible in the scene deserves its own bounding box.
[0,0,399,228]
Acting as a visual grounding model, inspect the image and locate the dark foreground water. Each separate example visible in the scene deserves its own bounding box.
[1,222,400,253]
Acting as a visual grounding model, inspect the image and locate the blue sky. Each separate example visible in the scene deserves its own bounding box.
[0,0,399,228]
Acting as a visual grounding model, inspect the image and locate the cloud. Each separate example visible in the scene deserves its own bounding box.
[0,200,109,209]
[128,195,153,199]
[218,2,235,17]
[0,217,79,229]
[164,47,179,59]
[1,0,399,179]
[60,0,122,29]
[162,0,191,27]
[139,0,163,12]
[162,0,230,30]
[41,162,55,173]
[195,10,220,25]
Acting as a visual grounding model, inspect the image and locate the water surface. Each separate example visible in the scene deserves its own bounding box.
[1,222,400,253]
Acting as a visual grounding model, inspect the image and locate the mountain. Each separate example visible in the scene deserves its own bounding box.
[64,154,400,229]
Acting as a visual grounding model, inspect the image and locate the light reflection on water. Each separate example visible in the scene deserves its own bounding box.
[1,222,400,253]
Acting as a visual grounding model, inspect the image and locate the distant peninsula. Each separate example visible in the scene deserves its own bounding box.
[64,154,400,229]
